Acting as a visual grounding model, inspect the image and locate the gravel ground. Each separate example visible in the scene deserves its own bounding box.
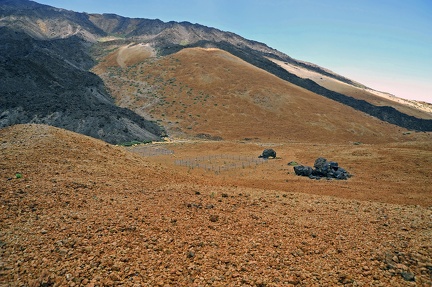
[1,125,431,286]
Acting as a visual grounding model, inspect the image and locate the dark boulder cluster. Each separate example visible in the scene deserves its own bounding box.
[293,157,351,180]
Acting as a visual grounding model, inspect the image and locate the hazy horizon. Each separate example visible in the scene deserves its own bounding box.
[35,0,432,104]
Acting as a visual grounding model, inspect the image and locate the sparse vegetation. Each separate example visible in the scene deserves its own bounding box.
[117,140,152,146]
[175,154,268,172]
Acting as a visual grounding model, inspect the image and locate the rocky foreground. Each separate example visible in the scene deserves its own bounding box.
[1,125,431,286]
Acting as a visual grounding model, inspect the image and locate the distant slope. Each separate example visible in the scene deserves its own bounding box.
[269,58,432,119]
[0,0,105,41]
[1,0,431,138]
[94,46,410,144]
[0,27,164,144]
[159,41,432,132]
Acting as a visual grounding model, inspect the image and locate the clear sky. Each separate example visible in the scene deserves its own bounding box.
[35,0,432,104]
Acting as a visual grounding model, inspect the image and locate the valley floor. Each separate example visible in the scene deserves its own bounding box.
[1,125,431,286]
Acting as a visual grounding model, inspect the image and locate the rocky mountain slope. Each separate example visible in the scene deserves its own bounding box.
[1,0,431,144]
[0,27,165,144]
[0,1,165,144]
[88,12,432,132]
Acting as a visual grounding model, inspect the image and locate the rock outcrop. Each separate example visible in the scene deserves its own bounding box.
[258,149,276,159]
[294,157,351,180]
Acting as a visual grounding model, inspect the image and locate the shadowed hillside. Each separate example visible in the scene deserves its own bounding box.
[0,27,164,144]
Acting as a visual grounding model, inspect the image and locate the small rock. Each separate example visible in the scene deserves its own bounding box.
[338,274,354,284]
[401,271,415,282]
[258,148,276,159]
[187,251,195,258]
[287,276,300,285]
[109,273,121,281]
[209,215,219,222]
[396,263,408,271]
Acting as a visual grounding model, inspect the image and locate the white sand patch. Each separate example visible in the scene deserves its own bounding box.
[117,43,156,68]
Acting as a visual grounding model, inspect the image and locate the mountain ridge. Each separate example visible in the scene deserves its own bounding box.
[1,0,431,142]
[0,0,396,89]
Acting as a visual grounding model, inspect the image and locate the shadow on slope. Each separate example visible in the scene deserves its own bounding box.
[95,46,411,144]
[158,41,432,132]
[0,27,164,144]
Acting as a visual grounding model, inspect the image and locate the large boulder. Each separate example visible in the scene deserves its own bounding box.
[293,165,313,176]
[293,157,351,180]
[259,149,276,159]
[313,157,337,177]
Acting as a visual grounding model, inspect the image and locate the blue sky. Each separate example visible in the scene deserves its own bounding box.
[36,0,432,103]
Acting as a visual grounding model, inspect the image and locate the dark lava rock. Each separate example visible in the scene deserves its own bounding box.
[312,157,351,180]
[401,271,415,282]
[209,215,219,222]
[187,251,195,258]
[294,165,313,176]
[258,149,276,159]
[294,157,351,180]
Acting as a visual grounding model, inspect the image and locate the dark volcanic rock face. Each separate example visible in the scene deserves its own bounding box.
[0,27,164,144]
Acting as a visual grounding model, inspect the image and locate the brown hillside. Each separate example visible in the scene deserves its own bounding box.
[269,58,432,119]
[1,124,431,286]
[93,46,410,144]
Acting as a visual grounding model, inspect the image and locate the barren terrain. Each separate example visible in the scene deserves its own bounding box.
[1,124,431,286]
[93,47,417,143]
[269,58,432,119]
[2,3,431,286]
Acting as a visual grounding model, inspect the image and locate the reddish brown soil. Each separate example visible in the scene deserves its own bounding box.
[93,47,411,144]
[1,124,431,286]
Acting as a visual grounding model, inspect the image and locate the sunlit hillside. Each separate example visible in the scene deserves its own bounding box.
[269,58,432,119]
[93,45,410,144]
